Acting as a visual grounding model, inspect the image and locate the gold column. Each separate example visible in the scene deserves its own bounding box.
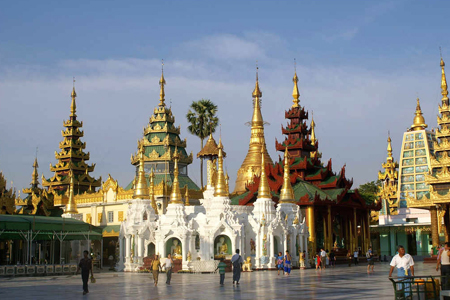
[353,208,357,251]
[430,206,439,248]
[307,206,316,251]
[327,205,332,250]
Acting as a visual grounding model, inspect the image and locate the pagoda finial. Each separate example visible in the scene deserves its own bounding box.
[292,60,300,108]
[252,62,262,98]
[65,170,78,214]
[149,168,157,211]
[70,78,77,118]
[214,138,228,197]
[410,97,428,131]
[386,132,394,162]
[441,54,449,102]
[31,156,39,188]
[310,111,317,146]
[159,59,166,107]
[185,186,190,206]
[133,146,150,199]
[279,147,295,203]
[170,147,183,204]
[257,145,271,199]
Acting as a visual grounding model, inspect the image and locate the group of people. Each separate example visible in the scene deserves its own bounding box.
[150,254,174,286]
[315,248,336,270]
[276,251,293,275]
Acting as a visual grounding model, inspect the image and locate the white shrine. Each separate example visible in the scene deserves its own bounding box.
[118,136,309,272]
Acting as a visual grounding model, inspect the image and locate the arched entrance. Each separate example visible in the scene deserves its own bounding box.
[165,238,182,259]
[273,236,280,255]
[214,235,232,259]
[147,242,155,257]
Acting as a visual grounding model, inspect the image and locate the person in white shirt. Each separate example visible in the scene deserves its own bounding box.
[389,245,415,297]
[231,249,244,284]
[353,249,359,266]
[165,254,174,285]
[436,242,450,290]
[320,248,326,269]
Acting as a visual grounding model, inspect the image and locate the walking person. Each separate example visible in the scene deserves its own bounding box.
[315,253,321,270]
[388,245,415,298]
[353,249,359,266]
[76,250,94,295]
[165,254,174,285]
[284,251,292,275]
[347,250,352,267]
[436,242,450,290]
[151,254,162,286]
[231,249,244,284]
[329,250,336,268]
[366,247,374,273]
[299,250,306,269]
[320,248,327,269]
[215,257,227,285]
[276,252,284,275]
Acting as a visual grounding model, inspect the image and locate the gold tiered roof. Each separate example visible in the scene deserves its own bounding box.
[42,86,101,194]
[377,135,399,215]
[233,70,273,194]
[426,56,450,202]
[197,134,226,158]
[0,172,16,214]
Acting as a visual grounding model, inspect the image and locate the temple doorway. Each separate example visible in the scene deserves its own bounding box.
[147,242,155,257]
[214,235,232,259]
[165,238,182,259]
[273,236,280,255]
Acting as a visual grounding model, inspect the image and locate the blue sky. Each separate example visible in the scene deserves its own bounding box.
[1,0,449,192]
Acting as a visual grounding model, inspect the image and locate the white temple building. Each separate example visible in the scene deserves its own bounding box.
[118,138,309,272]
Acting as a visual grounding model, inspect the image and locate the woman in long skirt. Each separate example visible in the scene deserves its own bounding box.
[284,251,292,275]
[276,252,284,275]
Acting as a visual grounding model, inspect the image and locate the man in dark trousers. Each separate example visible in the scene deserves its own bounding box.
[76,250,94,295]
[231,249,244,284]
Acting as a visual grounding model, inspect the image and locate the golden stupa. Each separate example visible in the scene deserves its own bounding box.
[233,70,273,194]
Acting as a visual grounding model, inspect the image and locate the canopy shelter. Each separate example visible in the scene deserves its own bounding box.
[0,215,102,265]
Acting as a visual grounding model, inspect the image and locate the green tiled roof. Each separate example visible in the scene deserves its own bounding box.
[323,188,346,200]
[230,190,253,205]
[292,180,329,202]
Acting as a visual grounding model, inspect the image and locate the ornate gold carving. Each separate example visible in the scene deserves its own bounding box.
[151,135,161,143]
[86,213,92,224]
[118,211,124,222]
[98,213,103,223]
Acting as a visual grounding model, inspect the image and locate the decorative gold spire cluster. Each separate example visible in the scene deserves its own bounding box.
[149,169,157,211]
[233,68,273,194]
[279,147,295,202]
[442,57,448,101]
[214,138,228,197]
[170,147,183,203]
[410,98,428,131]
[133,146,150,199]
[257,145,271,199]
[159,60,166,107]
[310,112,317,146]
[292,72,300,108]
[65,170,78,214]
[70,86,77,117]
[31,157,39,187]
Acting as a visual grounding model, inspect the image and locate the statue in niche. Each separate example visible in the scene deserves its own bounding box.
[195,234,200,251]
[171,239,182,259]
[187,251,192,262]
[216,237,228,255]
[262,235,267,256]
[250,238,256,255]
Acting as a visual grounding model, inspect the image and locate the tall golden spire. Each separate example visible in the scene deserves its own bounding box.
[279,147,295,202]
[170,147,183,203]
[185,187,190,206]
[410,98,428,131]
[159,60,166,107]
[70,81,77,118]
[233,66,273,194]
[387,134,393,162]
[65,170,78,214]
[225,171,230,195]
[149,168,157,211]
[292,67,300,108]
[31,157,39,187]
[441,56,449,102]
[214,138,228,197]
[310,112,317,146]
[257,145,271,199]
[133,146,150,199]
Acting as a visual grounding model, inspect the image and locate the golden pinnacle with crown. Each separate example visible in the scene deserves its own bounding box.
[279,147,295,203]
[410,98,428,131]
[170,147,183,204]
[214,138,228,197]
[133,146,150,199]
[257,145,271,199]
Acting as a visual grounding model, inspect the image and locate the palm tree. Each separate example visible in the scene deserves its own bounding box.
[186,99,219,188]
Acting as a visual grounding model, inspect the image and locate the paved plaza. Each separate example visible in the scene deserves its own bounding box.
[0,262,438,299]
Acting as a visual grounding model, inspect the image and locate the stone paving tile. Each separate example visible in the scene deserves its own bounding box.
[0,262,438,299]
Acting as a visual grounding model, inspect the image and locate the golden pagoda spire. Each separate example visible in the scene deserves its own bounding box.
[70,79,77,118]
[225,171,230,195]
[441,56,449,102]
[170,147,183,203]
[149,168,157,211]
[257,145,271,199]
[214,138,228,197]
[159,59,166,107]
[31,157,39,187]
[279,147,295,203]
[233,65,273,194]
[133,146,150,199]
[292,62,300,108]
[387,134,393,162]
[185,187,190,206]
[310,111,317,146]
[65,170,78,214]
[410,98,428,131]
